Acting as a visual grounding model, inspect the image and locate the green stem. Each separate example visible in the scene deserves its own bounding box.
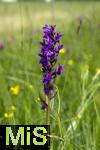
[46,96,50,125]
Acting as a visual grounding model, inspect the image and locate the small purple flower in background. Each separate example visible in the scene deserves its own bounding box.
[0,41,4,49]
[77,15,84,23]
[39,25,64,109]
[76,15,84,34]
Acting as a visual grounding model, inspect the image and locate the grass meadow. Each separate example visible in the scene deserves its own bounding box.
[0,1,100,149]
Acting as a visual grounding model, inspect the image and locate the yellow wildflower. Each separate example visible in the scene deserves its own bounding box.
[68,59,74,65]
[96,68,100,73]
[11,105,16,111]
[28,84,33,89]
[4,112,14,119]
[59,48,65,54]
[10,85,20,95]
[37,97,40,101]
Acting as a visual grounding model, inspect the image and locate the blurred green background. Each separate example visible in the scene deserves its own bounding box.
[0,1,100,149]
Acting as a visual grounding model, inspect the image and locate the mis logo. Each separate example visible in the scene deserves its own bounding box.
[0,125,50,150]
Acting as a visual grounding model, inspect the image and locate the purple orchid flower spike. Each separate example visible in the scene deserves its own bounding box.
[39,25,64,110]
